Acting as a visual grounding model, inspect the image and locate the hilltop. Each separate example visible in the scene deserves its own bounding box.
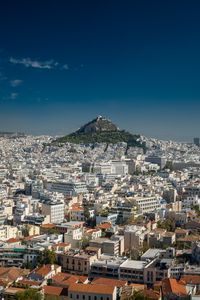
[54,116,146,150]
[76,116,119,133]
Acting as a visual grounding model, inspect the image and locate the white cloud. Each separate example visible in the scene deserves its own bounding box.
[9,57,71,71]
[62,64,69,70]
[10,79,23,87]
[9,57,58,69]
[10,92,18,100]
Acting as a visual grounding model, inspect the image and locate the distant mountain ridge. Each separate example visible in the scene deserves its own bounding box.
[0,131,25,137]
[54,116,146,150]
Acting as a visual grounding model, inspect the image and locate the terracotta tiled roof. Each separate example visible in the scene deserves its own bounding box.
[180,275,200,285]
[43,285,63,296]
[85,229,101,234]
[162,278,187,296]
[69,283,115,295]
[17,279,42,287]
[53,242,71,247]
[52,272,70,283]
[175,229,188,234]
[0,267,24,282]
[92,277,127,287]
[23,234,40,241]
[32,264,59,277]
[71,206,84,212]
[6,238,20,243]
[97,223,112,230]
[63,275,87,286]
[40,223,55,229]
[4,287,25,295]
[177,235,200,242]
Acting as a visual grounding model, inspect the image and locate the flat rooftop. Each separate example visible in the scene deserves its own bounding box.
[120,260,147,270]
[141,248,164,259]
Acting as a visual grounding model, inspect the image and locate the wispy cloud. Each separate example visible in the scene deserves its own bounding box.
[10,92,18,100]
[9,57,58,69]
[9,56,70,71]
[10,79,23,87]
[62,64,69,70]
[2,92,19,101]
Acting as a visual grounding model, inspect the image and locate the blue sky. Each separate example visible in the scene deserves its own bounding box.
[0,0,200,140]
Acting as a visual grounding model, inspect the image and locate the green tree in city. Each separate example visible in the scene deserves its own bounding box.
[16,289,42,300]
[84,206,90,220]
[164,160,173,171]
[127,290,150,300]
[191,204,200,216]
[38,249,56,266]
[22,224,30,237]
[45,296,66,300]
[45,297,58,300]
[157,218,176,232]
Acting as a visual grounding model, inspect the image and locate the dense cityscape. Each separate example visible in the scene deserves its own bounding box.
[0,117,199,299]
[1,0,200,299]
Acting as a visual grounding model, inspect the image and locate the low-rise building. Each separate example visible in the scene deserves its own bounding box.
[57,250,97,275]
[68,283,117,300]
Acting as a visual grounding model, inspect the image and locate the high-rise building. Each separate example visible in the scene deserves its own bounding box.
[145,155,166,169]
[42,200,64,224]
[194,137,200,146]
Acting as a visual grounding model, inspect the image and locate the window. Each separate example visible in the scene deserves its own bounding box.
[94,297,97,300]
[77,295,79,299]
[83,296,85,300]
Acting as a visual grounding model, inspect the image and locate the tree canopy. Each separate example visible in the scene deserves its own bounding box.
[38,249,56,265]
[157,218,176,232]
[16,289,42,300]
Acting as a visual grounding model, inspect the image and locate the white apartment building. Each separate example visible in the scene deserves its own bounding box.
[119,260,148,283]
[89,235,124,256]
[69,205,85,221]
[182,195,200,209]
[42,201,64,224]
[98,163,112,174]
[47,181,88,196]
[0,225,19,240]
[0,188,7,200]
[64,221,84,248]
[133,196,161,213]
[124,225,147,251]
[111,160,129,175]
[184,185,200,198]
